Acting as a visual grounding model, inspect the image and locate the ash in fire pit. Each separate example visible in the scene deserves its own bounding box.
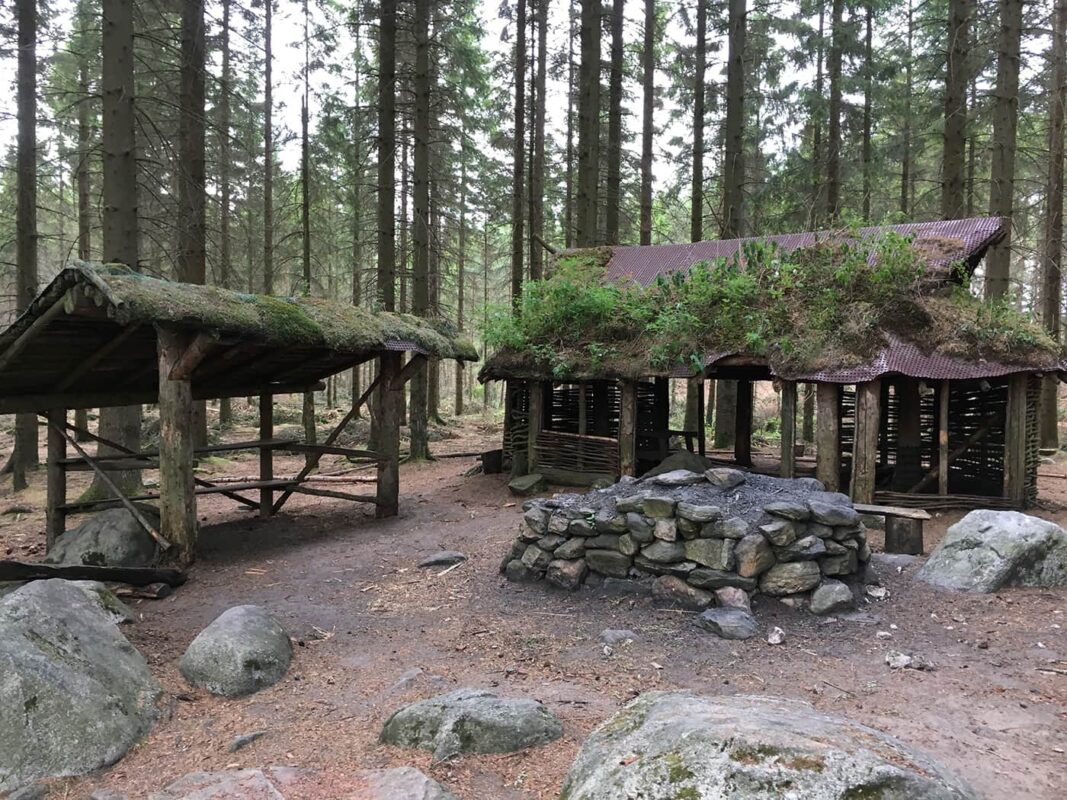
[501,468,870,618]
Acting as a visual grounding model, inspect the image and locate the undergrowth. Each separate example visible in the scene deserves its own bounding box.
[484,232,1059,378]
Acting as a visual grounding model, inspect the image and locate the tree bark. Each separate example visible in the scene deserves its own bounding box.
[218,0,233,427]
[263,0,274,294]
[691,0,707,243]
[984,0,1023,300]
[942,0,970,220]
[530,0,548,278]
[576,0,601,246]
[810,2,825,227]
[455,125,468,416]
[511,0,528,299]
[900,0,912,216]
[605,0,625,244]
[564,0,577,249]
[826,0,843,221]
[721,0,746,238]
[639,0,656,245]
[300,0,316,461]
[861,1,873,222]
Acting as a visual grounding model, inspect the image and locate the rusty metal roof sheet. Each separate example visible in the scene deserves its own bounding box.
[606,217,1007,286]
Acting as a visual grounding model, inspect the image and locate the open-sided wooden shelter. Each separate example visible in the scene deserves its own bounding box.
[0,263,478,565]
[481,218,1064,510]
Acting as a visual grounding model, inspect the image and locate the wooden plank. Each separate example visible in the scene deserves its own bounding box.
[0,295,67,374]
[259,393,274,518]
[376,351,403,518]
[853,502,932,520]
[280,443,382,460]
[1004,373,1029,505]
[850,378,881,504]
[158,328,198,565]
[527,380,544,473]
[0,560,186,587]
[816,383,841,491]
[167,331,217,381]
[290,485,378,504]
[53,323,143,391]
[58,480,297,511]
[619,380,637,477]
[389,353,428,389]
[735,379,753,467]
[938,380,950,495]
[780,380,797,479]
[45,408,67,550]
[58,438,297,466]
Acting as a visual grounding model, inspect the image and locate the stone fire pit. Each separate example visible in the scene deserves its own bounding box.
[501,468,870,619]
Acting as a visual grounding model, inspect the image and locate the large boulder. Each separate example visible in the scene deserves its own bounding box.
[560,692,977,799]
[352,767,459,800]
[0,580,159,793]
[44,507,161,567]
[379,688,563,760]
[179,605,292,697]
[918,510,1067,592]
[149,767,309,800]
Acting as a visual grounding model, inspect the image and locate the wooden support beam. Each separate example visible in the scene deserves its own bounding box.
[619,380,637,477]
[850,379,882,504]
[259,393,274,518]
[376,351,403,518]
[290,485,378,504]
[577,382,588,471]
[695,378,706,457]
[938,380,950,495]
[0,297,67,374]
[527,380,544,473]
[158,328,197,565]
[780,381,797,479]
[390,353,428,389]
[279,443,381,460]
[58,480,297,512]
[167,330,217,381]
[735,379,753,467]
[45,409,67,550]
[816,383,841,491]
[911,413,998,494]
[895,377,923,489]
[1004,373,1029,506]
[53,323,142,391]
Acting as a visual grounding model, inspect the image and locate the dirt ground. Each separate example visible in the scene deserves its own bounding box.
[1,414,1066,800]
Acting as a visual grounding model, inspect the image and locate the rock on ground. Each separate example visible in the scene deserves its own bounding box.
[418,551,467,568]
[149,767,308,800]
[379,688,563,760]
[918,510,1067,592]
[694,606,758,640]
[810,580,855,615]
[560,692,977,800]
[0,580,159,793]
[179,605,292,697]
[44,507,161,567]
[353,767,459,800]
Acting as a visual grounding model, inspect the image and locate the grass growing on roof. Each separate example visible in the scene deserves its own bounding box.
[484,232,1059,379]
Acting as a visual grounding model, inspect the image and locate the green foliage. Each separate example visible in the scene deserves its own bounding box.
[484,234,1061,379]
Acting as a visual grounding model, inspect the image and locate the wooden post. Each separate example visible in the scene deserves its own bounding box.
[885,517,924,554]
[577,381,587,470]
[695,378,706,456]
[895,377,923,489]
[780,381,797,479]
[850,378,882,504]
[259,392,274,517]
[527,380,543,473]
[376,351,402,518]
[45,408,67,550]
[158,329,198,565]
[1004,373,1028,506]
[816,383,841,490]
[938,380,950,495]
[735,379,753,467]
[619,379,637,477]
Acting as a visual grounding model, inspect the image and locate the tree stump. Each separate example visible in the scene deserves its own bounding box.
[885,517,924,555]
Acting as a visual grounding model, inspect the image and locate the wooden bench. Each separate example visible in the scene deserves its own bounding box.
[853,503,932,555]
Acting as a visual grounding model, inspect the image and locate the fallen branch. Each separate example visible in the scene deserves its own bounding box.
[0,560,187,587]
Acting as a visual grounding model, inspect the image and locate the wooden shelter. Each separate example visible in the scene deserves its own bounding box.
[0,263,477,565]
[481,218,1063,510]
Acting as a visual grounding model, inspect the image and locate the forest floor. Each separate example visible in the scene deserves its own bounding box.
[1,410,1066,799]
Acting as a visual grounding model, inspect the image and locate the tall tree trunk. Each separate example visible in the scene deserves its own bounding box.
[11,0,39,489]
[942,0,970,219]
[300,0,317,459]
[861,1,873,222]
[74,17,93,441]
[900,0,912,216]
[410,0,431,461]
[564,0,577,248]
[455,138,468,416]
[639,0,656,245]
[218,0,233,427]
[605,0,625,244]
[93,0,143,501]
[511,0,527,301]
[984,0,1023,300]
[263,0,274,294]
[350,17,363,414]
[810,2,825,227]
[1041,0,1067,449]
[690,0,706,244]
[826,0,843,221]
[530,0,548,278]
[576,0,601,246]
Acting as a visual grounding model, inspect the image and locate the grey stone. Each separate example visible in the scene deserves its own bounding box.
[651,575,714,610]
[354,767,459,800]
[599,629,639,645]
[520,544,553,571]
[585,533,621,550]
[684,538,735,571]
[764,500,811,521]
[808,521,836,538]
[676,502,721,523]
[648,469,705,486]
[714,586,751,611]
[0,580,160,793]
[811,580,855,615]
[379,688,562,760]
[820,551,859,576]
[7,784,49,800]
[179,605,292,698]
[69,580,136,624]
[831,525,865,542]
[792,477,827,492]
[704,467,746,489]
[418,551,467,568]
[687,568,756,591]
[809,500,861,527]
[676,517,701,539]
[760,518,798,547]
[228,730,267,753]
[710,516,750,539]
[633,556,698,577]
[617,533,639,556]
[695,606,759,640]
[626,513,654,542]
[777,535,827,562]
[508,473,545,496]
[546,559,588,590]
[641,496,677,519]
[641,540,686,563]
[536,534,566,551]
[560,692,978,800]
[642,451,711,477]
[90,791,129,800]
[504,559,538,582]
[811,490,853,506]
[585,549,631,577]
[44,507,161,568]
[917,510,1067,592]
[149,768,307,800]
[549,514,573,534]
[615,493,651,514]
[601,577,652,596]
[652,519,677,541]
[554,538,587,559]
[594,509,628,533]
[735,533,775,578]
[523,506,548,536]
[760,561,822,596]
